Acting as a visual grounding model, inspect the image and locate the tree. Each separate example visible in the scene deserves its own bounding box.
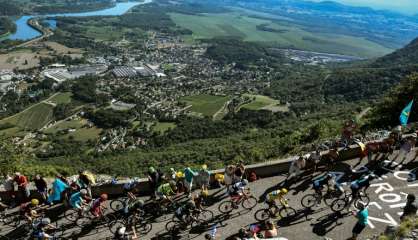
[0,141,24,177]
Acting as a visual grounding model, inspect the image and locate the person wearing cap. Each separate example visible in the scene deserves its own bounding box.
[147,167,160,199]
[198,164,211,193]
[184,167,198,197]
[401,193,418,221]
[14,172,30,201]
[20,198,40,222]
[350,202,368,240]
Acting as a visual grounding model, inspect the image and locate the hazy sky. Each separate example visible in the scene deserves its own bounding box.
[312,0,418,15]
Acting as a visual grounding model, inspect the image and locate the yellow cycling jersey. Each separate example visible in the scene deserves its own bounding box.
[267,190,285,202]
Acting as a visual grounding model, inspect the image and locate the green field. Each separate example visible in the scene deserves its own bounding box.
[170,12,392,58]
[153,122,176,134]
[48,92,73,104]
[43,119,85,134]
[0,103,54,130]
[241,94,289,112]
[180,94,231,117]
[64,127,102,142]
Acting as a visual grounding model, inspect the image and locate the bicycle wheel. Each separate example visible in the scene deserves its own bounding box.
[64,208,79,222]
[108,219,125,234]
[197,209,214,223]
[279,207,297,219]
[324,191,342,206]
[301,194,317,208]
[218,200,234,214]
[3,214,20,227]
[254,208,270,222]
[103,214,117,227]
[354,194,370,209]
[76,216,91,228]
[110,199,125,212]
[135,221,152,235]
[242,196,257,210]
[331,198,347,212]
[165,220,179,232]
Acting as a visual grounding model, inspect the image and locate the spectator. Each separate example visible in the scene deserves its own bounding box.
[47,175,69,205]
[147,167,160,199]
[34,175,48,202]
[14,172,30,201]
[198,164,211,192]
[288,156,305,181]
[401,194,418,221]
[398,135,416,163]
[184,167,198,196]
[234,161,246,183]
[3,174,15,206]
[308,149,321,174]
[224,165,235,191]
[263,220,278,238]
[77,170,94,197]
[350,202,368,240]
[327,146,340,169]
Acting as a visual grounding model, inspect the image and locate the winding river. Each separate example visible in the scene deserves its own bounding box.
[4,0,152,41]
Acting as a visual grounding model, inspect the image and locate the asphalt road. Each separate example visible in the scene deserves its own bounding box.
[1,148,418,240]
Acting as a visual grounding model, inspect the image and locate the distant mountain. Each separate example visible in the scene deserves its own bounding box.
[372,37,418,68]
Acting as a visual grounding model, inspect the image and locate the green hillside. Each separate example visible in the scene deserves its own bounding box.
[180,94,231,117]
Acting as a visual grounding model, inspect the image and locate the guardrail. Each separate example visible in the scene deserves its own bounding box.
[1,132,416,202]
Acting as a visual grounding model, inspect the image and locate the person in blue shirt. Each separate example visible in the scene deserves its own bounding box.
[350,202,368,240]
[313,173,333,200]
[70,189,89,214]
[350,174,376,197]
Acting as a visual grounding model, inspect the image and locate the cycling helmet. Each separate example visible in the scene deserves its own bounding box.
[326,173,333,179]
[100,193,108,201]
[31,199,39,206]
[117,226,126,235]
[80,189,88,196]
[41,218,51,225]
[241,179,249,186]
[281,188,288,194]
[407,194,416,201]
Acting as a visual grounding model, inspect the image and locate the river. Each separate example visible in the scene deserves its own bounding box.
[4,0,152,41]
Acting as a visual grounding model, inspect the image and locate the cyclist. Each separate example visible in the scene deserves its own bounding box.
[90,193,108,218]
[156,181,177,202]
[32,217,57,240]
[69,189,90,214]
[266,188,288,211]
[229,179,249,197]
[347,174,376,209]
[123,180,138,200]
[20,198,40,222]
[313,174,333,200]
[174,200,197,225]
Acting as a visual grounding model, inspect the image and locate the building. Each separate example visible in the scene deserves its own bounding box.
[111,66,138,78]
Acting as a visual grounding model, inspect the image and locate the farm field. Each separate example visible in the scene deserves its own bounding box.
[48,92,73,104]
[0,102,54,130]
[241,94,288,112]
[153,122,176,134]
[180,94,231,117]
[43,119,85,134]
[63,127,102,142]
[169,12,392,58]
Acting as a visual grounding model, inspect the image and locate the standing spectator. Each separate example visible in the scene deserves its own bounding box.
[350,202,368,240]
[77,170,94,197]
[184,167,198,196]
[14,172,30,201]
[198,164,211,192]
[234,162,245,183]
[147,167,160,199]
[327,146,340,169]
[398,134,416,163]
[34,175,48,202]
[224,165,235,192]
[263,220,278,238]
[400,194,418,221]
[288,156,306,182]
[309,149,321,174]
[47,175,69,206]
[3,174,15,206]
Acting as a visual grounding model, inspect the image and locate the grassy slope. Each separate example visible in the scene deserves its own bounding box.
[180,94,231,117]
[0,103,54,130]
[170,12,392,58]
[242,94,280,110]
[48,92,73,104]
